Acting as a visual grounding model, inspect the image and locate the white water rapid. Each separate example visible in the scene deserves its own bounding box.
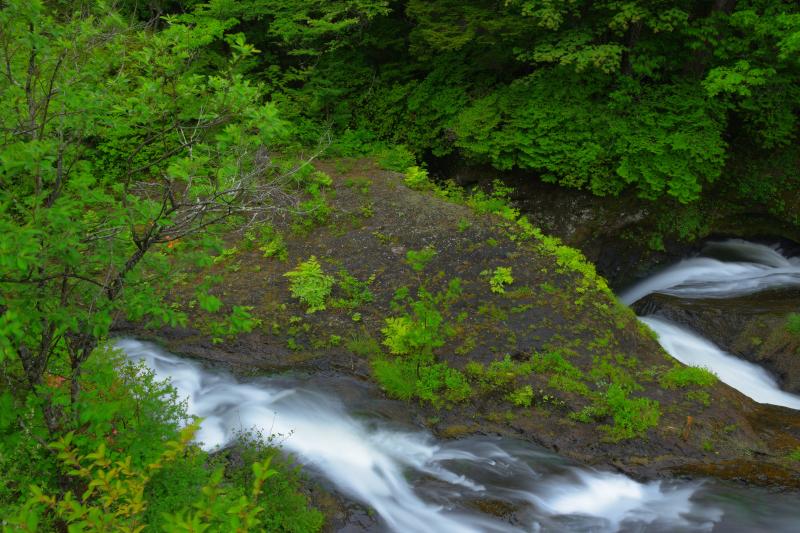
[120,339,758,533]
[623,239,800,410]
[620,239,800,305]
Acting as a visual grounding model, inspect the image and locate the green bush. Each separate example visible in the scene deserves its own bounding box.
[660,365,718,389]
[378,145,416,171]
[372,358,471,406]
[284,256,335,313]
[371,358,419,401]
[404,166,432,190]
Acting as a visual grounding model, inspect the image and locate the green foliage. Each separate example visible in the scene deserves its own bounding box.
[660,366,718,389]
[1,347,321,531]
[507,385,534,408]
[789,448,800,462]
[377,145,417,171]
[0,7,302,511]
[371,358,471,406]
[786,313,800,336]
[331,270,375,310]
[467,354,535,393]
[347,331,383,358]
[483,266,514,294]
[405,246,438,272]
[602,384,661,441]
[259,225,289,261]
[294,169,334,233]
[382,298,447,360]
[236,0,800,230]
[371,358,418,400]
[374,281,466,405]
[404,166,433,190]
[284,256,335,313]
[209,306,262,343]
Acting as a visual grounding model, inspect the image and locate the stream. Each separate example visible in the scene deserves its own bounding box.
[120,239,800,532]
[621,239,800,410]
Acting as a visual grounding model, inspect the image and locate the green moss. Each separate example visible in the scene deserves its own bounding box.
[686,390,711,406]
[786,313,800,336]
[602,383,661,441]
[405,247,437,272]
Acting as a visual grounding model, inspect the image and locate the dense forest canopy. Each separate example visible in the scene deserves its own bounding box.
[199,0,799,213]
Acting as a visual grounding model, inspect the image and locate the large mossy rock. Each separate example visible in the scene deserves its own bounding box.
[118,158,800,488]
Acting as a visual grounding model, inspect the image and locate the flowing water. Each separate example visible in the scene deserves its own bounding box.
[117,239,800,532]
[120,339,800,532]
[622,239,800,409]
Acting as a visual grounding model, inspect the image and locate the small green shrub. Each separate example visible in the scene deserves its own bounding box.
[507,385,534,407]
[331,270,375,310]
[378,145,416,171]
[406,246,437,271]
[371,358,418,400]
[382,298,447,361]
[209,305,262,343]
[404,166,431,190]
[259,225,288,260]
[372,358,471,406]
[789,448,800,462]
[284,256,334,313]
[660,365,717,389]
[347,331,382,358]
[416,363,472,405]
[483,266,513,294]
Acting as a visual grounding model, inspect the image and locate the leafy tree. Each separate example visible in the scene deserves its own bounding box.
[0,0,287,446]
[222,0,799,214]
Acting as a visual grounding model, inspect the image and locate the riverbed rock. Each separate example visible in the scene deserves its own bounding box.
[116,158,800,490]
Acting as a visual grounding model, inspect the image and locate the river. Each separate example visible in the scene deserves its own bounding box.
[119,239,800,532]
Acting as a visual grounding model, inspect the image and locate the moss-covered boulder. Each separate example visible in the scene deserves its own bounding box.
[119,158,800,488]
